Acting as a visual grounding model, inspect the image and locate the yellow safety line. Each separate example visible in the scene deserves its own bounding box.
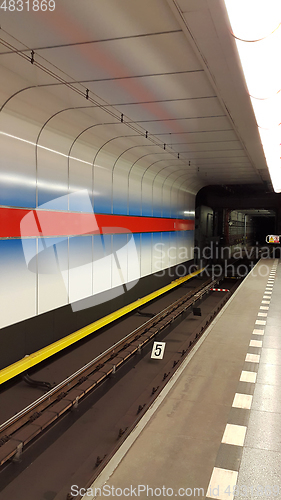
[0,267,204,384]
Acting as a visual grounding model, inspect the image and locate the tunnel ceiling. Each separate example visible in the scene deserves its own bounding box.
[0,0,272,195]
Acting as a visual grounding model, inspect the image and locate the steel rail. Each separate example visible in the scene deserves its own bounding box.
[0,276,220,466]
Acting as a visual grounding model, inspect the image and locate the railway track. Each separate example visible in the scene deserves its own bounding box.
[0,275,227,470]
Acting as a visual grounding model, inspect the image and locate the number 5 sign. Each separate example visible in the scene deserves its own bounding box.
[151,342,166,359]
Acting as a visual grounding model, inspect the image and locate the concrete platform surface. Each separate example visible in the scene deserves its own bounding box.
[79,259,280,500]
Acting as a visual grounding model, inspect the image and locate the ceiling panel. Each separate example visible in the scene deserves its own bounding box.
[35,31,203,82]
[0,0,271,191]
[173,141,243,152]
[0,0,180,50]
[84,72,216,110]
[155,129,238,142]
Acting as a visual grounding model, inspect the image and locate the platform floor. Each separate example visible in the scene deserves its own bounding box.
[81,258,281,500]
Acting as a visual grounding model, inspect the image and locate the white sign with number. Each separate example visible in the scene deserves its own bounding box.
[151,341,166,359]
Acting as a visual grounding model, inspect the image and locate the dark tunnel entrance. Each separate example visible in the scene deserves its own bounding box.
[251,215,276,245]
[194,185,281,266]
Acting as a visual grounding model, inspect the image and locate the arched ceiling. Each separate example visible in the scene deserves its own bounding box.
[0,0,272,195]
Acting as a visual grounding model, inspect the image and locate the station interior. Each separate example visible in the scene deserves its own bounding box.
[0,1,281,500]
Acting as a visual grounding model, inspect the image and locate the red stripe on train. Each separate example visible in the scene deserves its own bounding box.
[0,207,195,238]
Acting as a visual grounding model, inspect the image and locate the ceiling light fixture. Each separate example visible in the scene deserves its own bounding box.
[224,0,281,192]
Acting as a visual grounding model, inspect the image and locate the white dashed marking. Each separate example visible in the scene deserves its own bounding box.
[221,424,247,446]
[232,393,252,409]
[250,340,262,347]
[207,468,238,500]
[245,353,260,363]
[240,371,257,383]
[252,329,264,335]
